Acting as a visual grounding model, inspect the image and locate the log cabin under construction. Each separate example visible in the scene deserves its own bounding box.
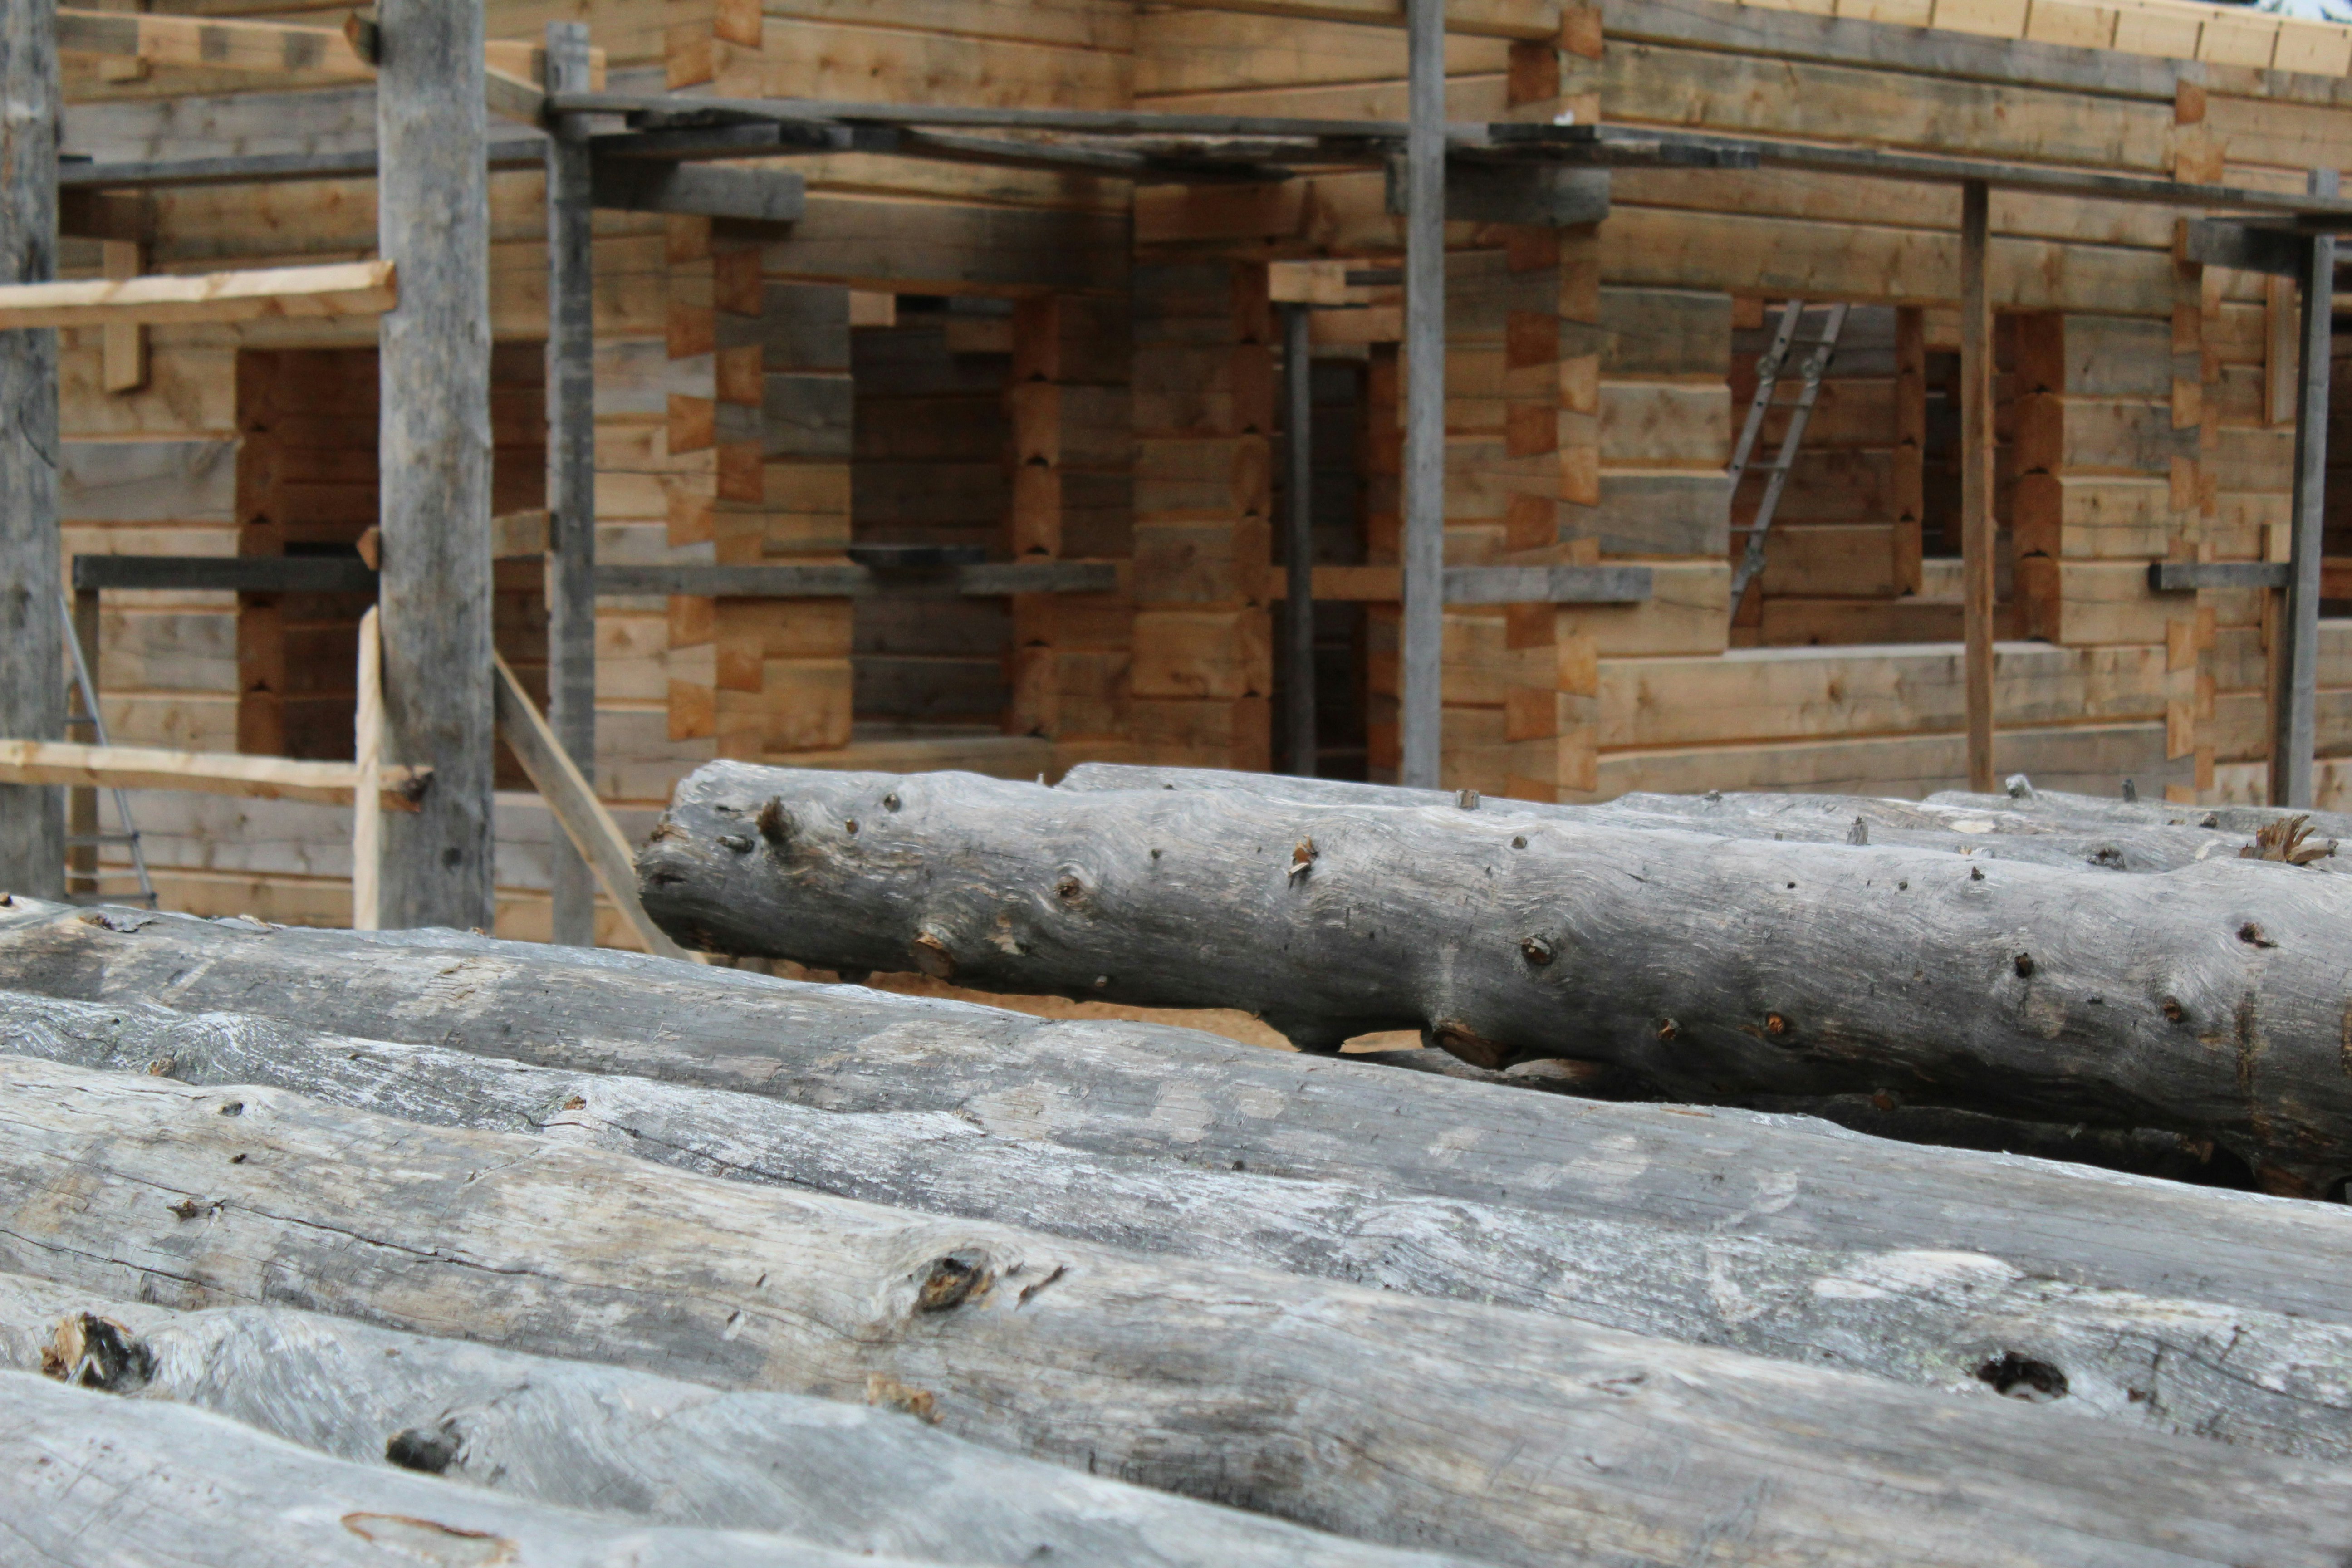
[13,0,2352,946]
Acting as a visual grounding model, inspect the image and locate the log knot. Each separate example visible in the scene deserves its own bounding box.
[915,1249,994,1313]
[40,1312,152,1392]
[1289,839,1317,880]
[755,797,793,850]
[1519,935,1555,967]
[385,1420,464,1476]
[2239,921,2279,949]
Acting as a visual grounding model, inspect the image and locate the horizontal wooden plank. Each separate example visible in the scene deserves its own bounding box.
[1600,642,2170,749]
[1603,40,2177,172]
[0,260,395,330]
[1583,719,2186,801]
[0,739,423,805]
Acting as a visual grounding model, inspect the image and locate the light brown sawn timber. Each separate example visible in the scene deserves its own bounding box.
[0,1367,934,1568]
[3,1053,2352,1568]
[640,764,2352,1182]
[491,654,701,964]
[0,260,395,330]
[0,739,425,807]
[10,904,2352,1328]
[13,990,2352,1463]
[0,1277,1473,1568]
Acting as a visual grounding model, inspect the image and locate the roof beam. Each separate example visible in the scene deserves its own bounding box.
[0,259,395,329]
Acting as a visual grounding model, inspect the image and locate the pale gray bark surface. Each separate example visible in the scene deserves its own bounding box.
[0,0,64,898]
[0,1369,945,1568]
[11,990,2352,1460]
[0,1277,1472,1568]
[1061,763,2332,876]
[5,1054,2352,1568]
[7,899,2352,1331]
[377,0,495,929]
[640,764,2352,1179]
[1928,786,2352,846]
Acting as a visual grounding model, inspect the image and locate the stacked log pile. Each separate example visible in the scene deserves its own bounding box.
[6,756,2352,1560]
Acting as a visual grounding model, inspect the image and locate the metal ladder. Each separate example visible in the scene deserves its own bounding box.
[1728,301,1849,604]
[59,592,157,908]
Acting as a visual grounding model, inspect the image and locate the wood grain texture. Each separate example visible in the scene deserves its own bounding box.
[0,260,396,329]
[639,763,2352,1181]
[0,1277,1461,1568]
[3,1052,2352,1568]
[10,990,2352,1460]
[9,902,2352,1328]
[376,0,495,930]
[0,1365,934,1568]
[0,0,64,897]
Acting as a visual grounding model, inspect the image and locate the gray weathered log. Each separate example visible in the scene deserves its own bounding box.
[639,764,2352,1182]
[1928,785,2352,846]
[10,989,2352,1459]
[0,0,64,898]
[377,0,496,929]
[0,1276,1465,1568]
[7,899,2352,1328]
[1061,762,2331,877]
[0,1367,941,1568]
[5,1054,2352,1568]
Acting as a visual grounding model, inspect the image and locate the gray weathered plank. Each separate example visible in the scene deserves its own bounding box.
[377,0,495,929]
[545,22,595,950]
[6,899,2352,1329]
[638,764,2352,1183]
[4,1052,2352,1568]
[11,990,2352,1460]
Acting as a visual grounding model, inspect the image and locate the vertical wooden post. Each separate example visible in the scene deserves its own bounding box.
[2271,169,2337,810]
[66,588,99,895]
[376,0,495,929]
[99,240,146,394]
[1892,306,1926,596]
[1009,295,1065,742]
[1401,0,1446,789]
[1959,180,1996,796]
[1281,302,1317,776]
[544,21,597,947]
[0,0,63,897]
[352,606,383,931]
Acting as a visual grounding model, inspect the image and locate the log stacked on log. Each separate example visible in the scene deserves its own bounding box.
[5,1050,2352,1567]
[0,1277,1465,1568]
[6,895,2352,1557]
[632,762,2352,1188]
[8,900,2352,1322]
[17,988,2352,1460]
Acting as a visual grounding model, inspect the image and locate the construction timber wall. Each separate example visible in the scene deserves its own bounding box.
[44,0,2352,943]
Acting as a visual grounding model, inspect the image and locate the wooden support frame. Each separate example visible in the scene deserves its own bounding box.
[491,655,701,964]
[544,21,597,950]
[1280,302,1317,778]
[2271,170,2339,811]
[0,260,394,330]
[375,0,494,931]
[352,608,385,931]
[0,0,64,898]
[0,740,424,806]
[1400,0,1446,790]
[1960,180,1996,796]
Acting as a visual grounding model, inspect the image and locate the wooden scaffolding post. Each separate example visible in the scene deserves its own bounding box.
[376,0,495,929]
[0,0,64,898]
[1281,301,1316,776]
[1401,0,1446,789]
[66,590,98,894]
[1959,179,1997,795]
[1008,295,1064,742]
[544,20,597,946]
[2272,168,2338,810]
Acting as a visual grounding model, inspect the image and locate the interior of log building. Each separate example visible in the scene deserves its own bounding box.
[11,0,2352,1560]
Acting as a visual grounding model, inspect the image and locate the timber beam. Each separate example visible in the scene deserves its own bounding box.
[595,562,1120,598]
[0,260,393,330]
